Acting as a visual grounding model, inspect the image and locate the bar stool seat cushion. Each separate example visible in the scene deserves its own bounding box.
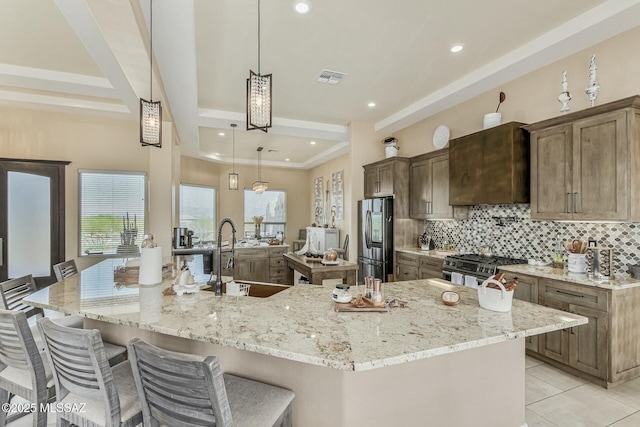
[224,373,295,427]
[57,361,140,426]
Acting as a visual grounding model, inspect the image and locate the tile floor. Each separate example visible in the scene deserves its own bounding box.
[6,355,640,426]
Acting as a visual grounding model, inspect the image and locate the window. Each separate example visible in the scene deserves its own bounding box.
[79,171,146,255]
[179,184,217,242]
[244,190,286,238]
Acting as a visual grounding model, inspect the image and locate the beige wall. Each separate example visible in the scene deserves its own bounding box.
[393,26,640,156]
[308,154,350,250]
[180,156,310,244]
[0,106,161,261]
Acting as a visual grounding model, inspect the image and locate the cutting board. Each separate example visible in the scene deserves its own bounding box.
[333,302,389,312]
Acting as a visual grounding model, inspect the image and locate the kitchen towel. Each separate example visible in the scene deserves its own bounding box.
[451,272,464,285]
[464,275,478,289]
[139,247,163,285]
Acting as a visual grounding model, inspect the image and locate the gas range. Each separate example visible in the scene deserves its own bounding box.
[442,253,527,281]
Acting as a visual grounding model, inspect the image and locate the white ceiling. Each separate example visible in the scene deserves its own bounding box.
[2,0,640,168]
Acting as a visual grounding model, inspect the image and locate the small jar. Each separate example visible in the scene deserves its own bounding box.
[371,278,384,303]
[364,276,373,299]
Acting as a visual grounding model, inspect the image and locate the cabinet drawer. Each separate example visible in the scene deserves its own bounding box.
[539,279,608,312]
[419,256,443,269]
[236,248,268,259]
[398,266,419,280]
[269,267,286,278]
[268,247,287,258]
[396,252,419,266]
[270,257,285,268]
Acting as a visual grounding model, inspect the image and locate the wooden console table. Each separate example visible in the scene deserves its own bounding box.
[283,253,358,285]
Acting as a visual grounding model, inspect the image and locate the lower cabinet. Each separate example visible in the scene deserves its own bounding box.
[234,246,289,283]
[537,278,610,382]
[395,251,443,281]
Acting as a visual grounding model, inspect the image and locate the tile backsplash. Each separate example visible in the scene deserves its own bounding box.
[424,204,640,276]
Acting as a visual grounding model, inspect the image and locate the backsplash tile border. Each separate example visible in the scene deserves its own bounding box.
[424,204,640,276]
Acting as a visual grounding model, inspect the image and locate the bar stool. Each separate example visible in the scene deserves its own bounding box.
[36,318,142,427]
[0,310,53,427]
[0,275,126,366]
[127,337,295,427]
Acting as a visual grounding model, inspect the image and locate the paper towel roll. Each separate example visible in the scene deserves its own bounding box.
[139,247,163,285]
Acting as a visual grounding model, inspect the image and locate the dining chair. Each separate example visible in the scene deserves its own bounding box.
[0,275,126,366]
[52,260,78,281]
[335,234,349,261]
[36,318,142,427]
[0,309,53,427]
[127,337,294,427]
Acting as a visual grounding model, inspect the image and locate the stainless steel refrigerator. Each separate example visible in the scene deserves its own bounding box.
[358,197,393,283]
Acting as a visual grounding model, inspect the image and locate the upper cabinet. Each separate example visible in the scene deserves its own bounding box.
[410,149,467,220]
[363,157,410,217]
[525,96,640,221]
[449,122,530,205]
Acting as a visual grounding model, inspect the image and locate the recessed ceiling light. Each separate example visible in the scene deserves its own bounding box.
[292,0,311,14]
[285,158,290,162]
[218,132,225,136]
[450,44,464,53]
[213,152,220,156]
[368,102,376,108]
[310,141,316,145]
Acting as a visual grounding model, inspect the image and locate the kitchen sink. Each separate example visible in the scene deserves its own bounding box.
[203,281,291,298]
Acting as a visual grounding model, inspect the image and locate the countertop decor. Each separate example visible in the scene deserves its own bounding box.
[499,264,640,290]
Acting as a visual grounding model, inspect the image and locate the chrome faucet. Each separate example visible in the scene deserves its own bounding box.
[211,218,236,297]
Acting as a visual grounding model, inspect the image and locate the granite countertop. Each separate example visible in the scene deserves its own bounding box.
[498,264,640,290]
[396,247,453,259]
[172,244,289,254]
[24,259,585,372]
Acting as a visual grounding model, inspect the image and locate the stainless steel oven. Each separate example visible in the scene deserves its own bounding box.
[442,254,527,287]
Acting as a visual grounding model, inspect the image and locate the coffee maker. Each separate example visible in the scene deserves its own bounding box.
[173,227,193,249]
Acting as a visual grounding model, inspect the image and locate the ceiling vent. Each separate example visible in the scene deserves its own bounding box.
[316,69,347,85]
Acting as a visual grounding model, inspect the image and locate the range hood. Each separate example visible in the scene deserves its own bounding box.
[448,122,530,205]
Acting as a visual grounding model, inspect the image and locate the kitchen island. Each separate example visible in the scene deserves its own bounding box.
[24,258,586,427]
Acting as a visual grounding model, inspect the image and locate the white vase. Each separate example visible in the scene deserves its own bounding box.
[483,113,502,129]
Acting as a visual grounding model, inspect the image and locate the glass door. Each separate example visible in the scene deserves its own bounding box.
[0,159,68,288]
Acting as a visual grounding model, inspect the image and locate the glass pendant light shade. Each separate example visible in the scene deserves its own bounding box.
[252,181,268,194]
[140,0,162,148]
[229,173,239,190]
[253,146,268,193]
[247,70,272,132]
[228,123,239,190]
[140,98,162,147]
[247,0,272,132]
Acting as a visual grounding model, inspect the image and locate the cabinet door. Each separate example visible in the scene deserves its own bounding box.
[427,155,453,219]
[409,159,428,219]
[504,273,539,352]
[377,163,394,196]
[538,296,570,364]
[572,111,628,220]
[234,259,253,281]
[569,304,608,379]
[449,133,482,205]
[253,259,268,282]
[530,124,573,220]
[419,268,441,279]
[364,167,378,197]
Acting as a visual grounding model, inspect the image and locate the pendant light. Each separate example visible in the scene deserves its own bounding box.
[140,0,162,147]
[228,124,239,190]
[246,0,272,132]
[252,147,268,194]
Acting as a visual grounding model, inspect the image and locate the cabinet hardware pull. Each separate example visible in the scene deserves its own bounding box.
[573,192,578,213]
[555,289,584,298]
[565,193,570,213]
[0,237,3,267]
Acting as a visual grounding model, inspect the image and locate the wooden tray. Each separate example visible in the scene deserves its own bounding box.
[333,302,389,312]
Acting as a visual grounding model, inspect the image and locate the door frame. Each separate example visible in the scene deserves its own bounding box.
[0,158,69,287]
